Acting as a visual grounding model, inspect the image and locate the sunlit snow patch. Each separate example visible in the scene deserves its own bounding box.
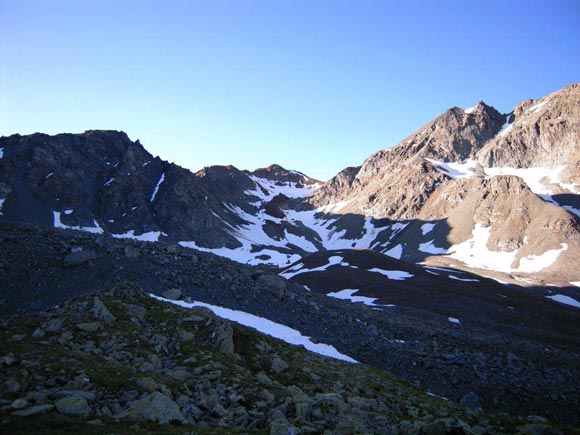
[368,268,413,280]
[150,294,358,363]
[424,158,479,180]
[546,294,580,309]
[448,317,461,324]
[447,224,567,274]
[327,289,382,307]
[53,211,104,234]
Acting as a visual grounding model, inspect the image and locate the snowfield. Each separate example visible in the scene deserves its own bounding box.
[150,294,358,363]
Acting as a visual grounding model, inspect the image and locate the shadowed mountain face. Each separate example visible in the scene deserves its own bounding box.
[1,85,579,286]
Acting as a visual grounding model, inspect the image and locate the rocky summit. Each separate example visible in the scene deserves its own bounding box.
[1,83,580,433]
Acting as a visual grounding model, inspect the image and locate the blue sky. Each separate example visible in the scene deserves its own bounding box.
[1,0,579,180]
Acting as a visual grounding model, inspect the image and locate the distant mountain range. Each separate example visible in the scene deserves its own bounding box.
[2,83,579,289]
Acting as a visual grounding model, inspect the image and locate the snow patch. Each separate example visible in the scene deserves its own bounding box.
[327,289,381,307]
[424,158,479,180]
[150,172,165,202]
[421,223,436,235]
[448,317,461,324]
[384,244,403,259]
[150,294,357,363]
[449,275,479,282]
[448,224,566,274]
[368,268,413,280]
[546,294,580,309]
[0,198,4,215]
[112,230,164,242]
[53,211,104,234]
[419,240,447,255]
[280,256,344,279]
[496,114,513,137]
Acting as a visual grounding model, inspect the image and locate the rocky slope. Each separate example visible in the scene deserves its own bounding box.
[4,281,571,434]
[1,222,580,428]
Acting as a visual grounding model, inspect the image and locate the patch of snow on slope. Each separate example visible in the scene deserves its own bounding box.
[284,230,317,252]
[150,294,357,363]
[150,172,165,202]
[0,148,3,159]
[448,224,518,273]
[112,230,165,242]
[246,175,313,200]
[327,289,381,307]
[571,282,580,288]
[421,223,436,235]
[517,244,568,273]
[368,268,413,280]
[0,198,4,215]
[285,209,388,250]
[179,239,300,267]
[280,256,344,279]
[463,106,476,114]
[546,294,580,309]
[448,223,567,273]
[496,114,513,137]
[448,317,461,324]
[384,244,403,259]
[53,211,104,234]
[425,158,478,180]
[449,275,479,282]
[419,240,447,255]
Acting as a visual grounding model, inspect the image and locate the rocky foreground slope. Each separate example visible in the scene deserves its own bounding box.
[0,281,572,434]
[1,222,580,430]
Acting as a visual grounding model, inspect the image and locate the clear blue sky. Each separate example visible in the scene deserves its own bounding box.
[1,0,579,180]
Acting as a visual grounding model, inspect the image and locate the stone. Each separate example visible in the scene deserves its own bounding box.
[32,327,45,338]
[162,288,183,300]
[421,419,448,435]
[63,250,97,266]
[92,297,116,324]
[517,424,563,435]
[124,245,141,259]
[460,392,483,410]
[55,395,91,416]
[76,322,102,332]
[271,356,289,373]
[128,391,187,425]
[257,274,287,299]
[11,404,55,417]
[43,318,64,333]
[11,398,28,409]
[126,303,147,320]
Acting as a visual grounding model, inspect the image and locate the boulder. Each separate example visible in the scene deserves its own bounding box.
[55,395,91,416]
[128,391,187,425]
[63,250,97,266]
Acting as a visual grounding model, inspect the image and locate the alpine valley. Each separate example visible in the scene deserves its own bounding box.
[1,84,579,434]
